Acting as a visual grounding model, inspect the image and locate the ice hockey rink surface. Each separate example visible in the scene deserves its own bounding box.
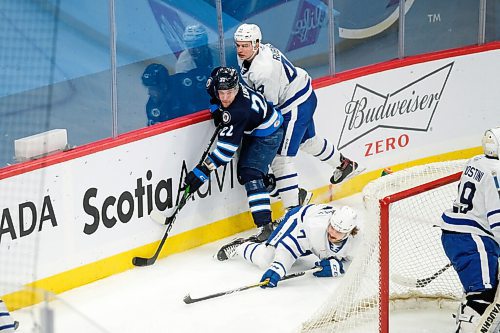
[12,193,456,333]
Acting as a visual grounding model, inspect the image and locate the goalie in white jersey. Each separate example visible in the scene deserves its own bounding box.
[234,24,363,210]
[217,204,359,288]
[441,127,500,333]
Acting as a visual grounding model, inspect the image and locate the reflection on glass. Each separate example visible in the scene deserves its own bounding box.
[176,24,218,74]
[126,1,222,125]
[142,64,176,126]
[334,0,398,72]
[485,0,500,43]
[141,62,208,125]
[405,0,479,57]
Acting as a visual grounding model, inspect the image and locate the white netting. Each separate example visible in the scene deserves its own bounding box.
[300,160,467,333]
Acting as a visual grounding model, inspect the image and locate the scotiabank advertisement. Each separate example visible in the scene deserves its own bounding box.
[0,46,498,298]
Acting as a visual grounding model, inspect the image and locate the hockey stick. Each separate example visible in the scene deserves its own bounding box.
[391,263,452,288]
[132,124,223,267]
[183,267,322,304]
[132,188,191,267]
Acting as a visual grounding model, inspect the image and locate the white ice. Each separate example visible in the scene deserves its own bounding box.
[12,194,456,333]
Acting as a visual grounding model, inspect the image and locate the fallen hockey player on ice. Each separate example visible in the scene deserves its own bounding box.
[216,204,360,288]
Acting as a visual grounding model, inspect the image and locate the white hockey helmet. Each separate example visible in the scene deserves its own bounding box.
[482,127,500,159]
[329,206,357,234]
[234,23,262,48]
[183,24,208,48]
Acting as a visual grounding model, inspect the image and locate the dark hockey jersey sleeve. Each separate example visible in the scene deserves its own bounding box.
[207,105,248,168]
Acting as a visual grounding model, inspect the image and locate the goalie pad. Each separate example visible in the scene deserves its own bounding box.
[455,302,480,333]
[473,258,500,332]
[475,287,500,332]
[476,300,500,333]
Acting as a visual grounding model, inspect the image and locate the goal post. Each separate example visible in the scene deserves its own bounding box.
[301,160,467,333]
[378,171,463,332]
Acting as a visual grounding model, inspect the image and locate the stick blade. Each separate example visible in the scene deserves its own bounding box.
[391,273,418,288]
[132,256,154,267]
[150,208,178,226]
[183,294,194,304]
[150,210,168,225]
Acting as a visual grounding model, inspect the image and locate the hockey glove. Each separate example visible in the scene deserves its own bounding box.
[313,258,345,278]
[184,163,211,194]
[260,268,281,288]
[206,67,221,100]
[210,105,223,127]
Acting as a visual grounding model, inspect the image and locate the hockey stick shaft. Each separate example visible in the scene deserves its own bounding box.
[132,188,190,267]
[132,124,222,267]
[183,267,321,304]
[161,122,223,225]
[391,263,452,288]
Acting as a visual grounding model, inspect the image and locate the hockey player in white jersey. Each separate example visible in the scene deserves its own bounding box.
[234,23,363,210]
[0,299,18,332]
[216,204,359,288]
[441,127,500,333]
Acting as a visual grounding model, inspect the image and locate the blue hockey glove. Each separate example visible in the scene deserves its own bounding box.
[313,258,345,278]
[209,105,223,126]
[260,268,281,288]
[184,164,210,194]
[209,104,219,113]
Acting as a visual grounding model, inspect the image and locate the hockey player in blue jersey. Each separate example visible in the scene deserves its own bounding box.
[183,67,284,242]
[216,204,359,288]
[441,127,500,333]
[141,63,180,126]
[142,63,203,125]
[234,23,363,210]
[0,299,18,332]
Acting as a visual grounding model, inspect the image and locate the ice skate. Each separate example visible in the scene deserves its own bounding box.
[215,238,245,261]
[249,223,274,243]
[330,154,364,184]
[298,187,313,206]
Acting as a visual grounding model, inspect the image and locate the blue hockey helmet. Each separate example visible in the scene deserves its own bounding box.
[141,63,169,89]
